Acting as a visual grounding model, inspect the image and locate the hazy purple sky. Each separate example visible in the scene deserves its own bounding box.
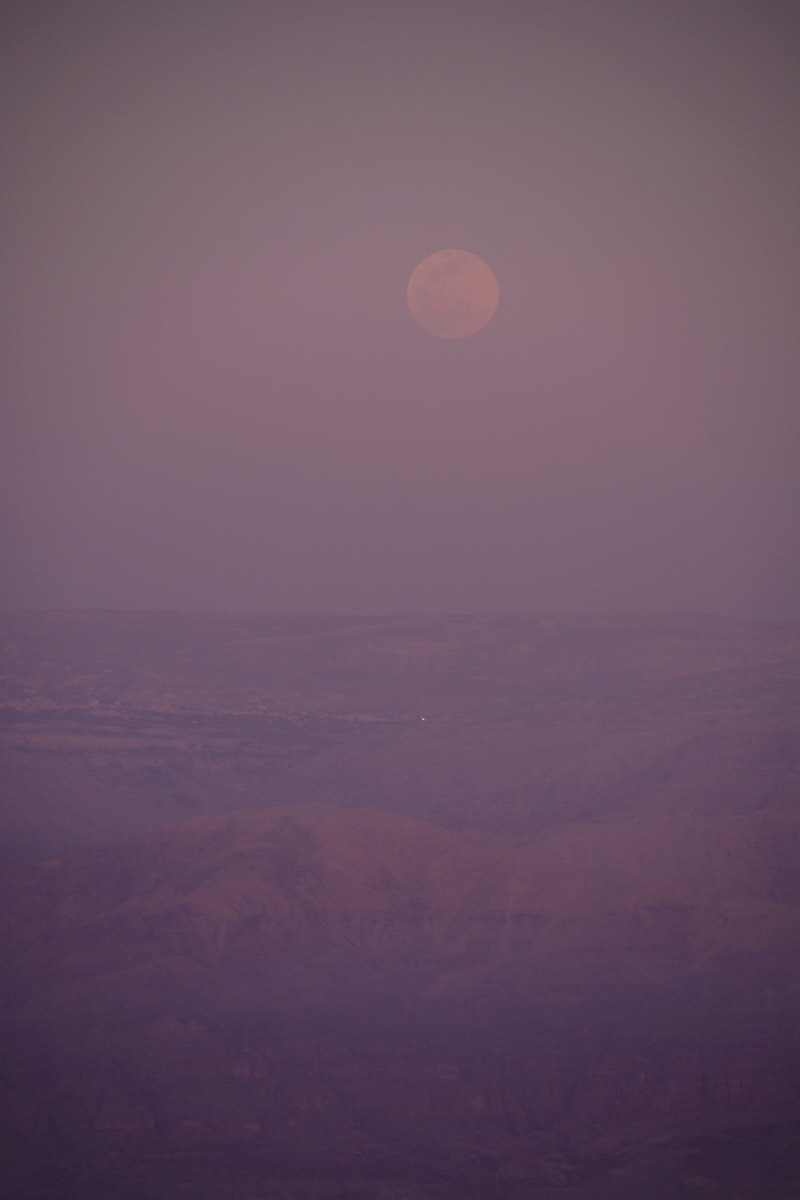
[2,1,797,617]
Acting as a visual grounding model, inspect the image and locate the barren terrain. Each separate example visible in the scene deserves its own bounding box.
[0,612,798,1197]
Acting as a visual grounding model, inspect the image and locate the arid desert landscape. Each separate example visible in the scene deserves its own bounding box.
[1,610,798,1198]
[3,0,797,1195]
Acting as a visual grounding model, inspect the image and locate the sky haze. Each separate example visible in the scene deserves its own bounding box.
[2,0,797,617]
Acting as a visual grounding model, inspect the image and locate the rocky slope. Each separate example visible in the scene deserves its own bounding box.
[0,611,798,1197]
[2,803,798,1198]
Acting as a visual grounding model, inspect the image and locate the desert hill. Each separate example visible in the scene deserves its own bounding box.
[0,611,798,1197]
[2,802,798,1198]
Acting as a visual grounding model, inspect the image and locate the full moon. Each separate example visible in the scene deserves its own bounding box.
[406,249,499,338]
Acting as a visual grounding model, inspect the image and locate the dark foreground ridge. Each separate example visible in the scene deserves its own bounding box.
[0,612,798,1197]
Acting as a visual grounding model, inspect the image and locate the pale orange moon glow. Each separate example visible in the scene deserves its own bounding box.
[407,249,499,338]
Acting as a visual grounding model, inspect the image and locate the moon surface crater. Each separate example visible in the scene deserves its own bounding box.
[407,249,499,339]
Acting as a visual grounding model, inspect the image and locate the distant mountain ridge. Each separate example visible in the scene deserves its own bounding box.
[1,610,797,861]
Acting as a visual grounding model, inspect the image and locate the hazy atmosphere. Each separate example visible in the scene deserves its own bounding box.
[2,8,799,1194]
[2,0,798,615]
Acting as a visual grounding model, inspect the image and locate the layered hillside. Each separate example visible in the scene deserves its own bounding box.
[2,803,799,1198]
[0,612,798,1197]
